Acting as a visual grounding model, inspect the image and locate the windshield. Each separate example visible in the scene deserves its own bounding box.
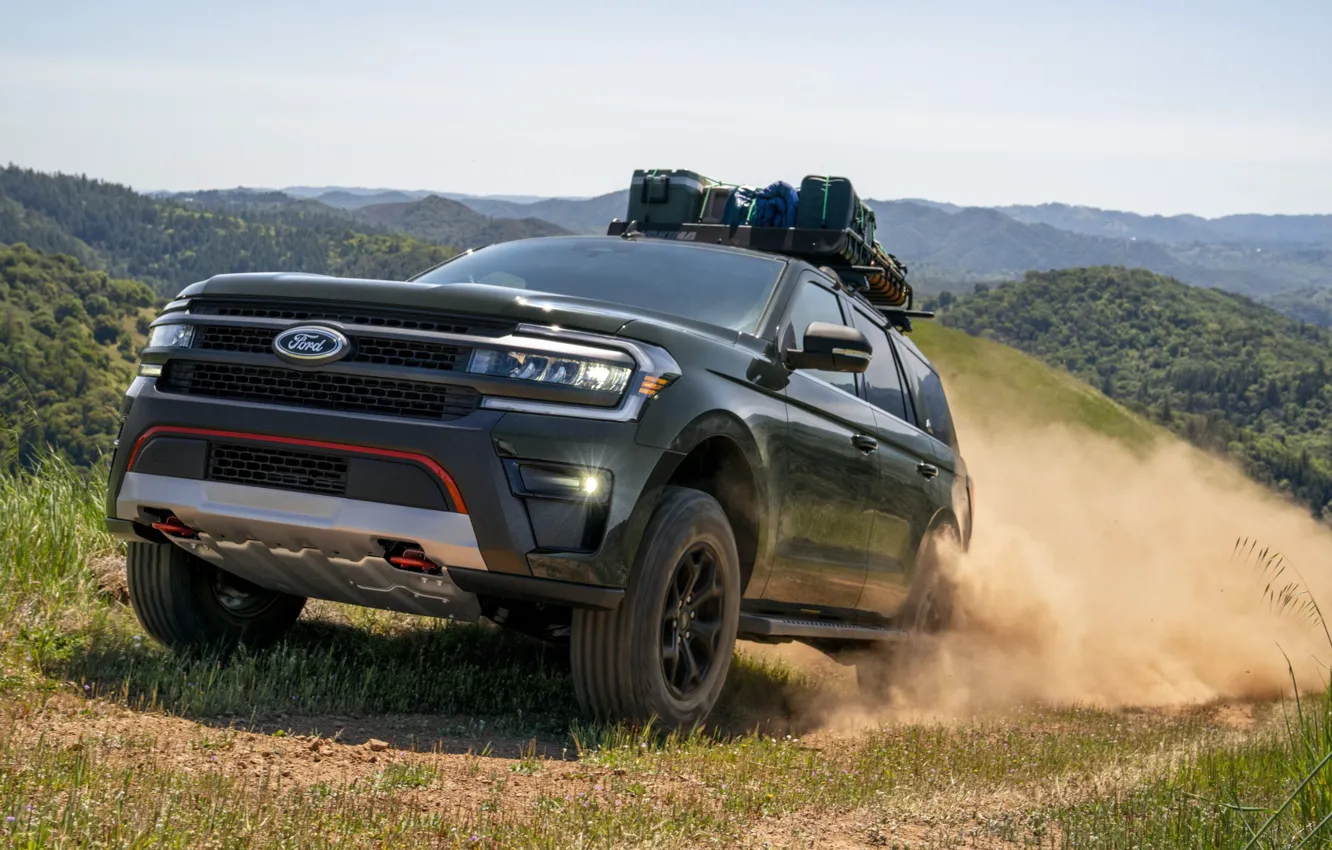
[412,237,785,333]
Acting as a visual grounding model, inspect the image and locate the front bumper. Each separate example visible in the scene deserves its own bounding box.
[106,378,671,615]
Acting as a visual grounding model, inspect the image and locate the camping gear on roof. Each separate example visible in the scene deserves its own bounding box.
[627,169,721,226]
[611,169,915,312]
[720,181,799,228]
[720,185,758,227]
[751,181,799,228]
[795,175,876,247]
[698,185,733,224]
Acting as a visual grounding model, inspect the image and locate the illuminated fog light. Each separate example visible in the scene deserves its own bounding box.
[137,363,163,377]
[512,462,612,503]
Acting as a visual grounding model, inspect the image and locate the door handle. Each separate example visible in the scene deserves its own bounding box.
[852,434,878,453]
[917,462,939,479]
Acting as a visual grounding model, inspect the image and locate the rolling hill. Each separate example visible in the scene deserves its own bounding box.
[0,168,458,296]
[935,266,1332,519]
[354,195,570,250]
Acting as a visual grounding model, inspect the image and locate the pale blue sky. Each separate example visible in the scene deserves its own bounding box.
[1,0,1328,215]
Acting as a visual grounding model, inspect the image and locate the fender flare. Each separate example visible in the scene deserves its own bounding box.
[618,411,773,589]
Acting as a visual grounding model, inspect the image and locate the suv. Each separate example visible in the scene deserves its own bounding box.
[105,232,973,727]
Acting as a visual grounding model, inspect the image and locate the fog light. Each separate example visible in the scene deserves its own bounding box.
[509,462,611,504]
[138,363,163,377]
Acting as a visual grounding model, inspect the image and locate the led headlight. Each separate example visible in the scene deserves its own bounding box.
[468,349,632,394]
[147,323,196,349]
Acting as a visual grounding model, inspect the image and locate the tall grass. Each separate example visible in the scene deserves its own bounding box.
[1054,540,1332,848]
[0,454,114,632]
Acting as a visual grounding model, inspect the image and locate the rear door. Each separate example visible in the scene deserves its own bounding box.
[847,308,946,617]
[762,275,877,609]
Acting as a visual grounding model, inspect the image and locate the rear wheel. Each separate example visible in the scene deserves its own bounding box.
[854,523,961,698]
[126,541,306,653]
[570,486,740,729]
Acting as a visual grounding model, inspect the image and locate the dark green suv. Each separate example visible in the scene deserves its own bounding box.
[105,231,973,727]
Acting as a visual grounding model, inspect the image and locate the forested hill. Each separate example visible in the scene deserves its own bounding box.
[0,243,157,466]
[0,167,458,296]
[936,267,1332,519]
[355,195,569,249]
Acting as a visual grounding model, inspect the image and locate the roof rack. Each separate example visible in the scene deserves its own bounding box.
[607,219,929,330]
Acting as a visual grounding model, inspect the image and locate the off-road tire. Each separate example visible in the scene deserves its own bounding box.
[126,541,306,653]
[570,486,741,729]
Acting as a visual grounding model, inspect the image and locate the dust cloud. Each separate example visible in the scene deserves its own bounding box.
[858,411,1332,720]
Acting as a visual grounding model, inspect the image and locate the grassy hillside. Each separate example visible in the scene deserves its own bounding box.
[354,195,569,249]
[936,266,1332,518]
[0,244,156,466]
[0,167,458,295]
[911,320,1161,450]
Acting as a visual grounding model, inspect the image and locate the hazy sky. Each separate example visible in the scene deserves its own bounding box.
[2,0,1329,216]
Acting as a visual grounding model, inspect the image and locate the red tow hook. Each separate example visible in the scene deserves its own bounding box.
[151,515,199,539]
[388,548,438,572]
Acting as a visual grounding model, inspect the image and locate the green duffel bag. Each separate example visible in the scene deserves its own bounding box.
[627,169,720,226]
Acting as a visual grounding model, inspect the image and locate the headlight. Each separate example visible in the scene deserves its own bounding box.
[467,349,632,394]
[147,323,195,349]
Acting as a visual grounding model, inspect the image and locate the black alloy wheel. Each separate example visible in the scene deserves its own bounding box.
[661,542,726,700]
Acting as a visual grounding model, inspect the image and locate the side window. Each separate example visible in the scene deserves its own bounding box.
[849,309,908,420]
[903,348,959,451]
[785,280,857,395]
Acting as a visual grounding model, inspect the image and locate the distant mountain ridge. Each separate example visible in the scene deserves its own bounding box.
[996,202,1332,247]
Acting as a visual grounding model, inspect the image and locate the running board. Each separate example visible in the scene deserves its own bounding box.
[738,614,907,642]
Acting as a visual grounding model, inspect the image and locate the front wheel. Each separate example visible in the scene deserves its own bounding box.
[570,486,741,729]
[126,541,306,653]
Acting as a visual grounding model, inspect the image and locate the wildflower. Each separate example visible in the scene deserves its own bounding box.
[4,817,14,823]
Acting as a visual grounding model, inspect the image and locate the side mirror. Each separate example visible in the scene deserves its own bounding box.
[784,321,871,373]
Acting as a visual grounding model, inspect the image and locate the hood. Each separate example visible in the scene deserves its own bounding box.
[176,272,644,336]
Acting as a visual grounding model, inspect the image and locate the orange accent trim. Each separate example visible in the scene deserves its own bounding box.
[126,426,468,514]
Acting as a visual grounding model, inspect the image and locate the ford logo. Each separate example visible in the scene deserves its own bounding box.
[273,326,349,365]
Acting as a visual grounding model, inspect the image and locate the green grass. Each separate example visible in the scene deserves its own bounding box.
[912,321,1162,450]
[1,440,1331,845]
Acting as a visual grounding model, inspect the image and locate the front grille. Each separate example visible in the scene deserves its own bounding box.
[195,325,275,355]
[160,361,481,420]
[190,300,511,336]
[207,443,348,496]
[193,326,469,372]
[351,335,467,370]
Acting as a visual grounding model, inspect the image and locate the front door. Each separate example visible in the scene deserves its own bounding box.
[763,278,876,609]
